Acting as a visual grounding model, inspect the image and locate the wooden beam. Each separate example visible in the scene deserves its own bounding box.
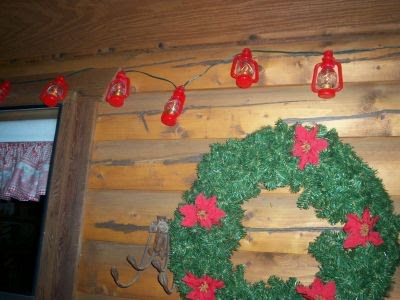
[76,240,400,299]
[81,189,399,254]
[1,35,400,91]
[93,82,400,141]
[0,1,399,64]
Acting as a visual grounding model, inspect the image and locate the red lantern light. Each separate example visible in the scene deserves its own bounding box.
[311,50,343,99]
[40,76,69,107]
[106,71,130,107]
[0,80,11,102]
[230,48,259,88]
[161,86,186,126]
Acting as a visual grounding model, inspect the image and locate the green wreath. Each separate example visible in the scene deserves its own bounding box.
[169,120,400,300]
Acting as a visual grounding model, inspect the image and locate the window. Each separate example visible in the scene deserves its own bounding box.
[0,106,60,299]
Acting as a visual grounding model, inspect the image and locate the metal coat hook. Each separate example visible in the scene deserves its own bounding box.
[111,216,176,294]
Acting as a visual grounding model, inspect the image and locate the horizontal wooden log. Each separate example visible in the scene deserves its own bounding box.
[1,5,399,82]
[77,241,400,299]
[89,163,196,191]
[3,36,400,92]
[77,241,178,300]
[77,241,318,299]
[82,189,399,253]
[83,191,333,245]
[119,45,400,92]
[97,81,400,116]
[88,137,400,195]
[94,82,400,141]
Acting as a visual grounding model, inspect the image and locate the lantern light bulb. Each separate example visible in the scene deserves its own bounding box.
[317,68,338,89]
[111,82,125,96]
[47,85,63,97]
[236,61,255,77]
[164,99,180,115]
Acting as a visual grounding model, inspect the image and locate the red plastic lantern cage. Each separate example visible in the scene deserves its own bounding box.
[106,71,130,107]
[161,86,186,126]
[0,80,11,102]
[230,48,259,89]
[40,76,69,107]
[311,50,343,99]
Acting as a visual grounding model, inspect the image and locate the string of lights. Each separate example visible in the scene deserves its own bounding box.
[1,45,399,123]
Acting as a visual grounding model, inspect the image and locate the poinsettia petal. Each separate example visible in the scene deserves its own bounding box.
[307,151,320,165]
[185,290,199,300]
[199,292,210,300]
[296,285,311,295]
[362,208,371,223]
[311,277,324,292]
[295,125,309,141]
[195,193,208,209]
[179,205,198,227]
[182,272,204,288]
[323,281,336,297]
[199,217,213,229]
[298,157,308,170]
[344,233,363,249]
[368,231,384,246]
[308,126,318,139]
[212,279,225,289]
[296,287,315,299]
[209,207,226,222]
[207,195,217,208]
[315,138,329,152]
[369,215,380,228]
[343,214,362,233]
[179,205,197,217]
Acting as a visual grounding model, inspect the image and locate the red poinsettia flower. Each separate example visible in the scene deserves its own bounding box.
[343,208,384,249]
[292,125,329,170]
[296,277,336,300]
[179,193,226,229]
[182,272,225,300]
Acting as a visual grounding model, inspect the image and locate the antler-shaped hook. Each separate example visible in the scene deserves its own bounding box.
[111,216,176,293]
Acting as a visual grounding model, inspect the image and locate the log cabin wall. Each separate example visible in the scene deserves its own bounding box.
[0,1,399,299]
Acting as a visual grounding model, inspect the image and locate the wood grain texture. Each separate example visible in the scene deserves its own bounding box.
[88,137,400,195]
[35,95,98,300]
[82,188,399,253]
[33,69,117,300]
[1,1,400,63]
[94,82,400,141]
[1,34,399,87]
[0,2,398,298]
[82,191,331,249]
[76,241,400,299]
[78,242,178,300]
[83,191,399,231]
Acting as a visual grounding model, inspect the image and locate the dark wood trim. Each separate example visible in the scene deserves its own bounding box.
[33,68,117,300]
[34,96,98,300]
[0,68,117,300]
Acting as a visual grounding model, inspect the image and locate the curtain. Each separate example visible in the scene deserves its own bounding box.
[0,142,53,201]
